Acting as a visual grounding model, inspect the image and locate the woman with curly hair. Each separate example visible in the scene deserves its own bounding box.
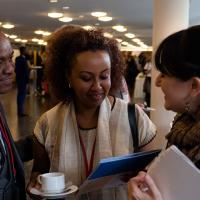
[27,25,156,200]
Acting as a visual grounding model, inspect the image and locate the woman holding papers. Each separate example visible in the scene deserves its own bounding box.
[128,25,200,200]
[27,25,157,199]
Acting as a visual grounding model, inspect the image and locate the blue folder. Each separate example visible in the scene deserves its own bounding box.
[88,149,161,180]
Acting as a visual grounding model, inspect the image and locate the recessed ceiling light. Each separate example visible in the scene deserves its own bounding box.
[116,38,122,43]
[98,16,112,22]
[91,12,107,17]
[38,39,44,43]
[125,33,135,39]
[121,41,129,46]
[21,39,28,43]
[48,12,63,18]
[62,6,69,10]
[9,35,17,39]
[2,23,15,29]
[59,17,73,22]
[79,15,84,18]
[103,32,113,38]
[82,26,93,30]
[0,22,2,25]
[132,38,141,43]
[35,30,44,35]
[49,0,58,2]
[127,43,136,48]
[112,25,127,32]
[42,31,51,36]
[38,40,47,45]
[137,41,144,46]
[15,38,22,42]
[32,38,39,42]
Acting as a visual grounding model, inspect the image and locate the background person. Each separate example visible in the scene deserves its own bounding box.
[128,25,200,200]
[15,46,30,116]
[125,52,139,98]
[27,25,157,200]
[143,53,152,107]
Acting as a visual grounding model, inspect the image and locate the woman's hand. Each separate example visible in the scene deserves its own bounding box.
[128,171,163,200]
[26,172,43,200]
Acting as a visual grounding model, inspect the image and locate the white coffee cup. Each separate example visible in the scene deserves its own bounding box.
[37,172,65,193]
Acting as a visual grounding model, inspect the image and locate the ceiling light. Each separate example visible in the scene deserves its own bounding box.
[59,17,73,22]
[21,39,27,43]
[38,39,44,43]
[82,26,93,30]
[79,15,84,18]
[121,41,128,46]
[127,43,136,48]
[98,16,112,22]
[137,41,143,44]
[49,0,58,2]
[116,38,122,43]
[103,32,113,38]
[2,23,15,29]
[32,38,39,42]
[0,22,2,25]
[15,38,21,42]
[91,12,107,17]
[35,30,44,35]
[9,35,17,39]
[132,38,141,43]
[38,40,46,45]
[125,33,135,39]
[48,12,63,18]
[62,6,69,10]
[112,25,127,32]
[42,31,51,36]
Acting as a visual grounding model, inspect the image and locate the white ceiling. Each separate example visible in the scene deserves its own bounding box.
[0,0,200,47]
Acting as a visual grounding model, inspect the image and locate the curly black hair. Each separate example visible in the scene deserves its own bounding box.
[155,25,200,81]
[46,25,125,102]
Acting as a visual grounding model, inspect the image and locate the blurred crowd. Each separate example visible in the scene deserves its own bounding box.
[122,51,152,106]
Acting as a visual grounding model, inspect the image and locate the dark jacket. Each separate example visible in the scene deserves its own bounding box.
[0,104,27,200]
[15,55,29,85]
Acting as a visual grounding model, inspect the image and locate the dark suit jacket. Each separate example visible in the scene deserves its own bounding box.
[15,55,29,85]
[0,103,27,200]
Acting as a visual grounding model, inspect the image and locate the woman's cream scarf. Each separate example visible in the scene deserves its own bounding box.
[45,97,132,186]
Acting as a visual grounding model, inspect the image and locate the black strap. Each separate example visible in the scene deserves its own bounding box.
[128,103,139,152]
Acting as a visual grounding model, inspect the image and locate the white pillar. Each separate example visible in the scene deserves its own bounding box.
[151,0,190,148]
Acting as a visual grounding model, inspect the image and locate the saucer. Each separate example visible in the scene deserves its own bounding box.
[30,185,78,199]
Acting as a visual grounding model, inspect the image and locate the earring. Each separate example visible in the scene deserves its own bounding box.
[184,102,191,113]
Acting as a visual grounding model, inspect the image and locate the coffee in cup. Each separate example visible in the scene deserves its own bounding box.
[37,172,65,193]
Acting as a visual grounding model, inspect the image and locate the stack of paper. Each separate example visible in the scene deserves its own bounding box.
[147,145,200,200]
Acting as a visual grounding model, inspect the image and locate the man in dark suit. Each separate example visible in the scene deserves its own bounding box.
[0,32,31,200]
[15,46,30,116]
